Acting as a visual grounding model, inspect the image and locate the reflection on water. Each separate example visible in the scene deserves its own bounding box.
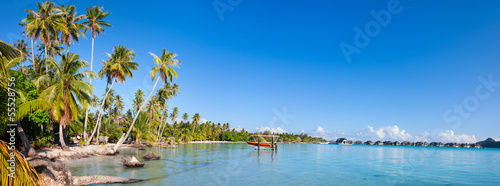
[66,143,500,185]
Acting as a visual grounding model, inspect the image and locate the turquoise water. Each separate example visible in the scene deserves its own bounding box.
[67,143,500,185]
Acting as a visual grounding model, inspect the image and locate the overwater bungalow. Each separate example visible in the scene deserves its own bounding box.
[336,138,348,144]
[401,141,412,146]
[416,142,429,147]
[375,141,384,145]
[445,143,460,148]
[429,142,442,147]
[354,141,363,145]
[365,141,374,145]
[383,141,394,146]
[394,141,401,146]
[471,144,482,148]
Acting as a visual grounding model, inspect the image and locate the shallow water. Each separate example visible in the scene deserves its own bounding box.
[66,143,500,185]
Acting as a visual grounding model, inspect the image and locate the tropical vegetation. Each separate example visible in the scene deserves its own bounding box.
[1,0,327,161]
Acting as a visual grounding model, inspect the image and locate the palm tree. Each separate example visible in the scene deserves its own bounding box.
[83,5,111,71]
[87,45,137,144]
[22,1,67,69]
[19,16,36,69]
[183,113,189,122]
[32,52,94,150]
[82,4,111,141]
[59,5,86,52]
[95,88,114,144]
[114,94,124,126]
[145,96,160,127]
[13,39,30,72]
[132,111,156,144]
[36,37,64,59]
[192,113,201,133]
[0,40,20,61]
[160,107,178,139]
[114,49,180,151]
[0,141,44,185]
[132,89,145,114]
[155,84,171,141]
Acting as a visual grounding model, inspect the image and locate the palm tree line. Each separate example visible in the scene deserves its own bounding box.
[1,0,254,155]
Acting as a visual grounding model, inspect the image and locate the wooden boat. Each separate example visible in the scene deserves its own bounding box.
[247,141,276,148]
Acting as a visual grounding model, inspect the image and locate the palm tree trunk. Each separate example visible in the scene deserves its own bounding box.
[91,37,94,73]
[82,107,90,142]
[108,107,111,129]
[158,99,174,142]
[82,38,95,142]
[86,78,114,144]
[96,118,101,144]
[20,51,24,73]
[16,121,38,157]
[44,44,48,74]
[114,75,160,152]
[31,39,35,71]
[157,111,164,142]
[59,124,68,150]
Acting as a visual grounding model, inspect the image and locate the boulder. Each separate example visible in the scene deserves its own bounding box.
[122,156,144,167]
[143,152,160,160]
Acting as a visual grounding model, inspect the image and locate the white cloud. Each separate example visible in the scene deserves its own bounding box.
[255,126,286,133]
[315,126,325,133]
[306,125,477,143]
[431,130,477,143]
[200,118,208,124]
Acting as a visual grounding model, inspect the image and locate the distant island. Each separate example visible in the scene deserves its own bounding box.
[329,137,500,148]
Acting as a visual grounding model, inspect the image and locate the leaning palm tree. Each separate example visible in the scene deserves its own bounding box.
[114,49,180,152]
[12,39,30,72]
[82,4,111,141]
[32,52,94,150]
[192,113,201,133]
[87,45,137,144]
[59,5,86,52]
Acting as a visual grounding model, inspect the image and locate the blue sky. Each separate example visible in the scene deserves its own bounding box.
[2,0,500,142]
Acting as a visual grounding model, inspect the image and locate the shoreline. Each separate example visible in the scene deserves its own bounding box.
[28,143,142,185]
[187,140,246,144]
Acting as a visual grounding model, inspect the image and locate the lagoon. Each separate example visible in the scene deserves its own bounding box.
[67,143,500,185]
